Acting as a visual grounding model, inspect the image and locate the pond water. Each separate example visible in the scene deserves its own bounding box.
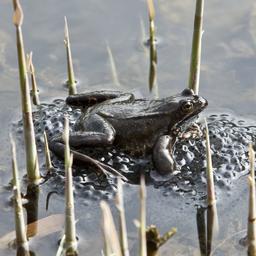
[0,0,256,255]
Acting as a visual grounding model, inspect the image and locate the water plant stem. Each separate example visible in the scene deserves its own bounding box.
[106,43,121,87]
[205,119,216,206]
[64,16,77,95]
[63,117,78,255]
[139,175,147,256]
[147,0,157,92]
[248,144,256,255]
[43,131,53,173]
[10,136,30,256]
[188,0,204,95]
[100,201,122,256]
[13,0,40,183]
[116,178,129,256]
[27,52,40,106]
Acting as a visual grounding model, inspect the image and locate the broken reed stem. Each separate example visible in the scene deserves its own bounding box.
[64,16,77,95]
[43,131,53,172]
[100,201,122,256]
[27,52,40,106]
[159,228,177,247]
[205,119,216,206]
[13,0,40,183]
[188,0,204,95]
[116,178,129,256]
[106,43,121,87]
[248,144,256,255]
[63,118,78,255]
[10,136,30,256]
[140,175,147,256]
[146,225,176,256]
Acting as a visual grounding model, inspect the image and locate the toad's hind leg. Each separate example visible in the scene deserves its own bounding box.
[49,114,116,166]
[48,114,127,178]
[50,113,115,147]
[66,90,134,107]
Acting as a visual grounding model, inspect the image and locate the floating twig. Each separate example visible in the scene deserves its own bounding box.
[12,0,40,183]
[188,0,204,95]
[64,16,77,95]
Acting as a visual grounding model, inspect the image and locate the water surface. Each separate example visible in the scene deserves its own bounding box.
[0,0,256,255]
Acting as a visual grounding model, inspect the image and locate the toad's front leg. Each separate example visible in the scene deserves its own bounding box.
[152,135,177,175]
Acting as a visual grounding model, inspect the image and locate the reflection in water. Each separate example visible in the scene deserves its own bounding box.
[24,184,39,238]
[197,205,219,256]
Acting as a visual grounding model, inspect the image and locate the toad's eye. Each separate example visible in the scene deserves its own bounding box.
[181,101,193,112]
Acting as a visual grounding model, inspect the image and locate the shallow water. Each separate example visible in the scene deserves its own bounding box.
[0,0,256,255]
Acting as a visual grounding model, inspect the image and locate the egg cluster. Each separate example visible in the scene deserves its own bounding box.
[14,101,256,201]
[154,114,256,200]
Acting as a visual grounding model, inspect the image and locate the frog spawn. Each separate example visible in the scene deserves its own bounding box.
[14,101,256,201]
[152,114,255,200]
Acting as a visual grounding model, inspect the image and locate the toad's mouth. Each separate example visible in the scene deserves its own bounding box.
[172,114,199,135]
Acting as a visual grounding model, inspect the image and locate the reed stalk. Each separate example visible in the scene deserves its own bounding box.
[64,16,77,95]
[188,0,204,95]
[139,175,147,256]
[248,144,256,256]
[43,131,53,173]
[116,178,129,256]
[100,201,122,256]
[27,52,40,106]
[106,43,120,87]
[205,119,219,255]
[147,0,157,92]
[12,0,40,183]
[63,117,78,255]
[205,119,216,206]
[10,135,30,256]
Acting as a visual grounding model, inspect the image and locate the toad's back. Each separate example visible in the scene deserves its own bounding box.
[89,97,180,120]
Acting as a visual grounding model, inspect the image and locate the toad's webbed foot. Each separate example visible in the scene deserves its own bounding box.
[49,139,127,180]
[66,90,134,107]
